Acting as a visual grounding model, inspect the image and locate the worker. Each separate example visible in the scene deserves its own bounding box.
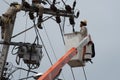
[0,2,21,39]
[80,19,88,38]
[32,0,44,29]
[80,20,93,63]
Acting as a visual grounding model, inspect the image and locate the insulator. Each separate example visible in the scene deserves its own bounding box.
[53,0,56,4]
[73,1,76,10]
[23,1,31,8]
[5,62,9,65]
[65,5,72,13]
[4,67,8,71]
[69,17,75,25]
[76,11,80,18]
[29,12,34,20]
[37,16,43,29]
[10,2,19,7]
[50,4,57,12]
[56,16,61,23]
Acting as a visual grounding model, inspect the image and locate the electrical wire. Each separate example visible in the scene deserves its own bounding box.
[2,0,9,6]
[21,14,29,80]
[43,16,53,22]
[70,67,76,80]
[33,20,39,44]
[62,17,66,33]
[82,67,88,80]
[43,24,57,60]
[61,0,66,6]
[11,25,34,38]
[46,0,52,5]
[8,67,37,78]
[43,24,66,80]
[26,68,31,80]
[24,13,29,42]
[50,17,65,45]
[33,21,53,65]
[58,23,65,45]
[18,62,22,80]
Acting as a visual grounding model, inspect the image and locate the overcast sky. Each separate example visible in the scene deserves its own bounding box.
[0,0,120,80]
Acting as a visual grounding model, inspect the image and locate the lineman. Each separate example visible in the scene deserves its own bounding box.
[80,20,88,38]
[80,20,95,63]
[0,2,21,39]
[80,20,89,62]
[32,0,44,29]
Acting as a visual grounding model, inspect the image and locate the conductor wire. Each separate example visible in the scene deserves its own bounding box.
[82,67,88,80]
[33,21,53,65]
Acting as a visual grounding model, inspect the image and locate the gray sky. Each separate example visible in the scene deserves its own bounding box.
[0,0,120,80]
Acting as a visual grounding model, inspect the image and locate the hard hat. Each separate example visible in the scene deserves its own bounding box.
[80,19,87,26]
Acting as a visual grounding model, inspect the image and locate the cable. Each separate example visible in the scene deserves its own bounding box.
[18,62,22,80]
[43,16,53,22]
[70,67,76,80]
[33,20,39,44]
[61,0,66,6]
[43,24,57,60]
[11,25,34,38]
[58,23,65,45]
[11,46,17,55]
[45,0,52,5]
[8,67,37,78]
[50,17,65,45]
[2,0,9,6]
[33,21,53,65]
[26,68,30,80]
[82,67,88,80]
[62,17,66,33]
[24,14,29,42]
[43,24,66,80]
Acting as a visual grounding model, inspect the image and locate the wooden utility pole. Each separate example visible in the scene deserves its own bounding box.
[0,14,16,79]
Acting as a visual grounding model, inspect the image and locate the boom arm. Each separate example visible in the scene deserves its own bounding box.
[38,35,91,80]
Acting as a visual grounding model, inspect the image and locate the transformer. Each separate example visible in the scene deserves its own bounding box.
[17,46,27,58]
[23,44,42,66]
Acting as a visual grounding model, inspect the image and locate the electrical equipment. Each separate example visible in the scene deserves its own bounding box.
[23,44,42,66]
[16,43,42,68]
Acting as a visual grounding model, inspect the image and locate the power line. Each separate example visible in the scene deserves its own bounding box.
[58,23,65,45]
[43,24,57,60]
[33,22,53,65]
[70,67,76,80]
[82,67,88,80]
[11,25,34,38]
[2,0,9,5]
[43,24,66,80]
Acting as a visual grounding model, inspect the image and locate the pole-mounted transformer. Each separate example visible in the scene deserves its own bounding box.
[16,43,43,68]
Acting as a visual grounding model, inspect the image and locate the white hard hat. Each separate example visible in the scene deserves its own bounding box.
[80,19,87,26]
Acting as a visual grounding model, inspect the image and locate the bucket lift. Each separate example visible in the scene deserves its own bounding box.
[64,32,94,67]
[37,33,95,80]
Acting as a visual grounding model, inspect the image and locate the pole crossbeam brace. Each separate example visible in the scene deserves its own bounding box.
[22,8,75,17]
[0,15,16,79]
[0,41,42,48]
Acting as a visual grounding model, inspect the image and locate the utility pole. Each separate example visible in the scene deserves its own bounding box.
[0,15,16,79]
[0,2,21,79]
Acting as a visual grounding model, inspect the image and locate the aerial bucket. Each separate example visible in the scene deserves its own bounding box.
[64,32,85,67]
